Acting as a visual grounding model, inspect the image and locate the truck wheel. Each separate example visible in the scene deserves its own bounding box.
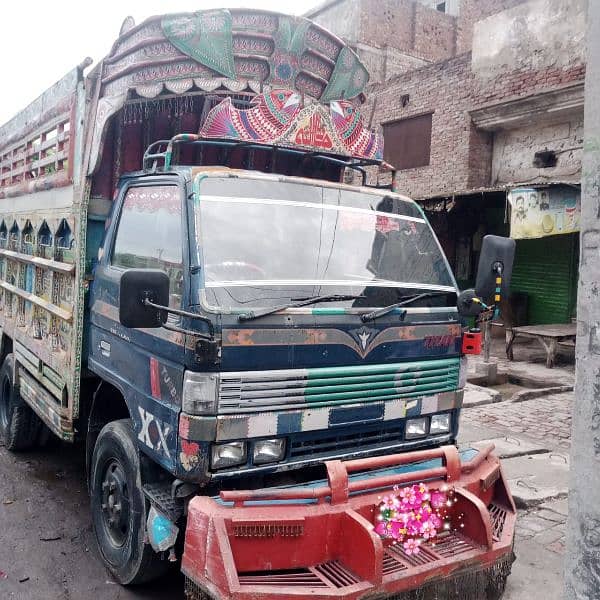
[90,419,169,585]
[0,353,40,451]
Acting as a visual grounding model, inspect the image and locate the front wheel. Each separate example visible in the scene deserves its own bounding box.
[90,419,169,584]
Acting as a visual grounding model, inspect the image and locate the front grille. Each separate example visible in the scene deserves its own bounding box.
[219,358,460,413]
[289,421,405,458]
[382,533,477,574]
[489,503,508,541]
[235,535,476,592]
[238,560,360,589]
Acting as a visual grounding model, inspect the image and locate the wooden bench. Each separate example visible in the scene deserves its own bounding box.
[505,323,577,368]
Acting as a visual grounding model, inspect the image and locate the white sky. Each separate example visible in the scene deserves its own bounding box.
[0,0,320,126]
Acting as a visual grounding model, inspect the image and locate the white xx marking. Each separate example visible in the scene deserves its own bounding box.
[138,406,172,461]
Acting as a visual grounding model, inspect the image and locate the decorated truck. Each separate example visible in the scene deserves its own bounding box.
[0,8,516,600]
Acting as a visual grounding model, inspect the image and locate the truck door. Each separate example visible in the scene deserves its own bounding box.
[89,178,187,472]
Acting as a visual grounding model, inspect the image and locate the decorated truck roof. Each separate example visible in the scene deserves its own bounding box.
[0,8,382,200]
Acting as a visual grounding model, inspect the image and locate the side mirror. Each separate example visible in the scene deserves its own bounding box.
[474,235,515,301]
[119,269,169,328]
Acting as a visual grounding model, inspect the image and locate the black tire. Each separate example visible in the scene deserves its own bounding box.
[0,353,40,451]
[90,419,169,585]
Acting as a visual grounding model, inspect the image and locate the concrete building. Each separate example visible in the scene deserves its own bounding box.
[308,0,586,326]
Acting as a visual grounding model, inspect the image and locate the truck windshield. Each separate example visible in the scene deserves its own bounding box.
[196,177,455,311]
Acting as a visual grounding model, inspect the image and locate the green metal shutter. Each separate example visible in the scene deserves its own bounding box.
[510,234,578,325]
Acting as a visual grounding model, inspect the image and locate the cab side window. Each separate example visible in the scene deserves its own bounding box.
[112,185,183,308]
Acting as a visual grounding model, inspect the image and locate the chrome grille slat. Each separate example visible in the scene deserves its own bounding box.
[232,373,458,400]
[221,367,458,394]
[219,358,460,413]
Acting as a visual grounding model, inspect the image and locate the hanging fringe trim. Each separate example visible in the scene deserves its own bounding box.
[380,553,516,600]
[184,553,516,600]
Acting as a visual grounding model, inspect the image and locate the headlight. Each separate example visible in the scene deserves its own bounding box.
[405,417,428,439]
[211,442,247,469]
[253,439,286,465]
[430,413,451,434]
[182,372,219,415]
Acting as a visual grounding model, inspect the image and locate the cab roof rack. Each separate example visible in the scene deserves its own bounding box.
[142,136,385,187]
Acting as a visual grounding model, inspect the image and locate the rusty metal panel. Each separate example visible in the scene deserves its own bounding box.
[383,113,433,171]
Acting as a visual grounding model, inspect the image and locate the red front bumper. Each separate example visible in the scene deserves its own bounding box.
[182,445,516,600]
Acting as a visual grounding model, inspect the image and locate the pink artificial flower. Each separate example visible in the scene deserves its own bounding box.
[399,486,417,506]
[389,521,408,541]
[374,521,391,538]
[403,538,421,555]
[381,494,400,510]
[420,520,437,540]
[398,511,410,524]
[430,514,443,529]
[407,518,421,536]
[430,490,448,509]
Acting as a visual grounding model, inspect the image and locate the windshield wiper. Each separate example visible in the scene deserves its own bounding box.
[360,291,453,322]
[238,294,364,322]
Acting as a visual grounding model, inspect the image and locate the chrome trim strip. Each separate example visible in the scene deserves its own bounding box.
[206,280,457,291]
[201,195,426,224]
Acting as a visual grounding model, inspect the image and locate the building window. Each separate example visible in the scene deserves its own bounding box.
[436,2,446,12]
[383,113,433,170]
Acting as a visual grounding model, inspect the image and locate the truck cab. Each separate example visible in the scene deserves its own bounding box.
[89,165,464,487]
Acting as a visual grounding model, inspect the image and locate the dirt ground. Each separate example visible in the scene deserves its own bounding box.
[0,439,185,600]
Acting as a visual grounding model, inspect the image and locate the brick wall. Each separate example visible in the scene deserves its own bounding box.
[456,0,528,54]
[368,56,586,199]
[414,3,457,61]
[358,0,416,54]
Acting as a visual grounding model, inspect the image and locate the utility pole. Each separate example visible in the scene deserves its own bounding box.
[564,1,600,597]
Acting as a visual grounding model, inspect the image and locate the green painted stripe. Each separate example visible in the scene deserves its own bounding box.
[302,375,457,397]
[311,308,347,315]
[304,367,458,389]
[306,358,459,379]
[291,385,458,410]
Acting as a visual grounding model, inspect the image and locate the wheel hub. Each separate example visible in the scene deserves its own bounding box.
[100,459,130,547]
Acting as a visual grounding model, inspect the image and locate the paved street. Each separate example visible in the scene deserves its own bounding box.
[0,345,575,600]
[459,338,575,600]
[463,391,572,450]
[460,392,572,600]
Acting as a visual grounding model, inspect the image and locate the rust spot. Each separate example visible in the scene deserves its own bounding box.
[397,326,416,340]
[179,413,190,439]
[226,329,255,345]
[305,330,328,344]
